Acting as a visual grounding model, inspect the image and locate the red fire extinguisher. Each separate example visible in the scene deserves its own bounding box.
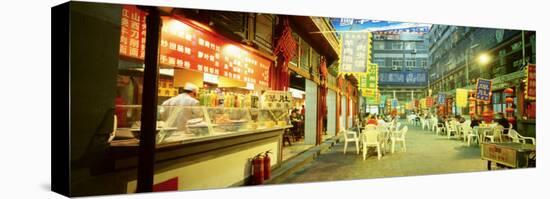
[252,153,264,185]
[263,150,272,180]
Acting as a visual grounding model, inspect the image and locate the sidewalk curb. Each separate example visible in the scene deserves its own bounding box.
[264,134,342,184]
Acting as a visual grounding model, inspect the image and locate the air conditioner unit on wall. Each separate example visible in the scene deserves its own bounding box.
[392,66,399,70]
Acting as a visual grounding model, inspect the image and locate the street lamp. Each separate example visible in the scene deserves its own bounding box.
[478,53,491,65]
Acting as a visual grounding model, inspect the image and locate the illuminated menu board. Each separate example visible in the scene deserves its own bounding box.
[118,6,271,87]
[119,5,146,59]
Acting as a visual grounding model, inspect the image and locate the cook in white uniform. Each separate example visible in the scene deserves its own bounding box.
[162,82,199,106]
[161,83,200,132]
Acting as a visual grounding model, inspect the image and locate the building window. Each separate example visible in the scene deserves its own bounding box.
[210,11,247,38]
[406,59,415,68]
[311,50,320,75]
[300,39,311,70]
[421,59,427,68]
[492,92,504,114]
[392,42,403,50]
[392,60,402,69]
[404,42,415,50]
[374,41,385,50]
[253,14,274,50]
[374,59,385,68]
[290,31,300,66]
[417,43,426,50]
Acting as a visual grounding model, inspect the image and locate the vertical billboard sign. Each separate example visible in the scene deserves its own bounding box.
[339,32,370,73]
[475,78,492,102]
[119,5,147,59]
[456,89,469,107]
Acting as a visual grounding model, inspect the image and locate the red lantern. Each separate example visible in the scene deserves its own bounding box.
[505,97,514,103]
[505,107,514,113]
[507,116,516,123]
[482,109,494,123]
[504,88,514,94]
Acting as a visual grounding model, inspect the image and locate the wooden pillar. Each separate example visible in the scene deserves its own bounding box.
[136,6,162,193]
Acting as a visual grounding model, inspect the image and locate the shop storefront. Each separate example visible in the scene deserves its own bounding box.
[70,3,304,195]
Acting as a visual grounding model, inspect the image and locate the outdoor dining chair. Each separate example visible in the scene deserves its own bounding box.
[484,125,504,143]
[341,129,360,154]
[362,128,382,160]
[505,129,536,145]
[446,121,458,139]
[391,126,408,153]
[462,125,477,146]
[377,124,391,154]
[430,117,438,132]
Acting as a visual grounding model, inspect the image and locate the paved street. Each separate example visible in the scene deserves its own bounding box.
[280,123,487,183]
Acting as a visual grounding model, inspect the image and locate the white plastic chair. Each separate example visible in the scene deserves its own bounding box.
[342,129,360,154]
[362,128,382,160]
[463,125,478,146]
[421,117,429,130]
[485,125,504,143]
[506,129,536,145]
[446,121,458,139]
[407,115,415,124]
[391,126,408,153]
[430,117,438,132]
[377,125,391,154]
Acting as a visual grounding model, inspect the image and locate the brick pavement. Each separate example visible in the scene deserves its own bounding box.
[280,123,487,183]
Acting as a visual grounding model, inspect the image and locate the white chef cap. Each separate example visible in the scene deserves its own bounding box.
[183,82,199,92]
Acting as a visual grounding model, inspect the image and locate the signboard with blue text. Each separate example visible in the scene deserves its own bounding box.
[391,99,398,108]
[379,71,427,85]
[437,94,446,105]
[331,19,430,34]
[475,78,492,102]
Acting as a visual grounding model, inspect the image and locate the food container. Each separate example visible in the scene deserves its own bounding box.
[277,121,287,126]
[187,125,210,136]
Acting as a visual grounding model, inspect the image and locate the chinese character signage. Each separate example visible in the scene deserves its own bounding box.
[475,78,492,102]
[420,98,426,109]
[339,32,371,74]
[437,94,446,105]
[379,71,427,85]
[260,91,293,109]
[359,63,379,103]
[456,89,468,107]
[119,6,271,87]
[119,5,147,59]
[525,64,536,100]
[426,96,434,108]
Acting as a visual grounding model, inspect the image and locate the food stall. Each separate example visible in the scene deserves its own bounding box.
[108,5,292,193]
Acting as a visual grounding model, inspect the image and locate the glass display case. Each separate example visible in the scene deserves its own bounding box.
[112,105,290,145]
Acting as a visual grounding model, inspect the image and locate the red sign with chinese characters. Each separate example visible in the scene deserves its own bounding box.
[526,64,536,100]
[426,96,433,108]
[119,5,146,59]
[159,17,271,86]
[118,6,271,87]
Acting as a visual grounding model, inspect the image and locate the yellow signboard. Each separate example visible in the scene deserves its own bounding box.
[456,88,469,107]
